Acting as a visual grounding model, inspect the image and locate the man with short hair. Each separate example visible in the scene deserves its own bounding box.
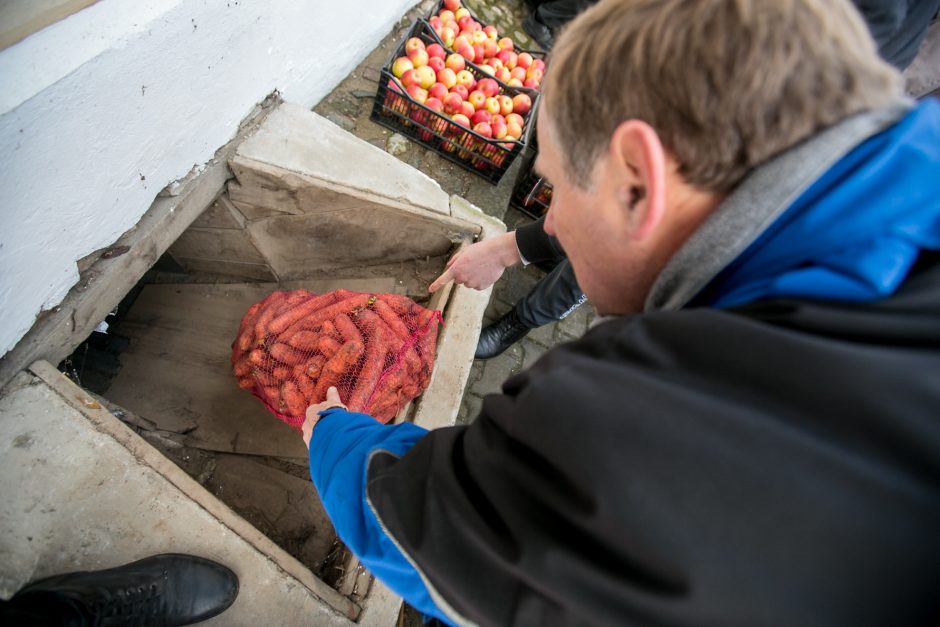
[304,0,940,624]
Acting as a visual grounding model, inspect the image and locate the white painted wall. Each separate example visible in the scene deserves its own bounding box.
[0,0,416,358]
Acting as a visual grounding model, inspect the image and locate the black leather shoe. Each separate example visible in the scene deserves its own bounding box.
[13,554,239,626]
[522,14,555,50]
[476,309,533,359]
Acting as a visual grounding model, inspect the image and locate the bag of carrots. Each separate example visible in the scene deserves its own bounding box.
[231,289,443,429]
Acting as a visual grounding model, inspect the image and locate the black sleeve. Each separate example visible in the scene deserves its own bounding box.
[515,216,567,264]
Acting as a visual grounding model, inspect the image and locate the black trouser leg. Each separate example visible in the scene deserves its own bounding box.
[514,258,586,328]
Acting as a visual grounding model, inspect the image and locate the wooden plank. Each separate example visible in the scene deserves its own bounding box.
[106,279,401,460]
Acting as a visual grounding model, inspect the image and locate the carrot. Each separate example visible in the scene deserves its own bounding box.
[267,292,336,335]
[347,324,388,412]
[273,365,291,380]
[380,294,415,317]
[249,349,266,366]
[280,380,307,417]
[365,366,407,416]
[269,342,306,365]
[357,310,404,353]
[373,299,411,341]
[295,371,317,403]
[334,313,364,345]
[319,320,340,340]
[316,336,342,358]
[252,368,278,387]
[285,330,321,351]
[305,355,327,379]
[312,340,364,403]
[233,357,252,377]
[237,377,255,390]
[280,294,373,338]
[261,385,280,403]
[253,291,289,343]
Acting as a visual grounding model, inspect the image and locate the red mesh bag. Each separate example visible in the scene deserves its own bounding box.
[231,289,442,429]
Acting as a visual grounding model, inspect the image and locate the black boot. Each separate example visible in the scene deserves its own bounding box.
[11,554,239,627]
[476,309,534,359]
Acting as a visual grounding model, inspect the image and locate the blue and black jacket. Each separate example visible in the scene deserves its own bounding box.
[309,101,940,626]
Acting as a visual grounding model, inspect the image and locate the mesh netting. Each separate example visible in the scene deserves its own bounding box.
[231,289,443,429]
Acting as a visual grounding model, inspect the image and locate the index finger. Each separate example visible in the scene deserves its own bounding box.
[428,266,455,293]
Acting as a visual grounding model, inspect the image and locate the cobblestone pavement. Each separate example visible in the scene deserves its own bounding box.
[313,0,595,428]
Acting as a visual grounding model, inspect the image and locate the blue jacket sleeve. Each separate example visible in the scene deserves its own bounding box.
[308,408,450,624]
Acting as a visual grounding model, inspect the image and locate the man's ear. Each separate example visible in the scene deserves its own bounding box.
[608,120,667,241]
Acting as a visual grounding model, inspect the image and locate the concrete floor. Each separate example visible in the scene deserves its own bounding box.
[313,0,596,430]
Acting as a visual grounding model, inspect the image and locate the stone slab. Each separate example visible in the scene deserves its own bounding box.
[235,103,450,217]
[0,364,358,624]
[169,226,268,265]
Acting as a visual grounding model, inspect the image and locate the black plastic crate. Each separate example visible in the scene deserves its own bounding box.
[370,19,539,185]
[510,165,553,219]
[424,0,547,95]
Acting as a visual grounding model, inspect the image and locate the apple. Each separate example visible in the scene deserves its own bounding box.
[526,67,544,82]
[458,15,474,32]
[479,64,496,76]
[439,27,455,48]
[484,96,501,115]
[427,43,446,59]
[455,7,470,20]
[401,68,419,89]
[508,77,523,87]
[429,16,443,30]
[498,95,514,116]
[473,122,493,138]
[405,37,425,55]
[506,112,524,126]
[457,42,476,63]
[468,90,486,110]
[483,39,499,59]
[445,19,460,34]
[484,25,498,40]
[477,77,499,98]
[415,65,437,89]
[408,48,429,68]
[497,67,512,83]
[491,113,505,126]
[445,53,465,73]
[473,44,485,63]
[496,49,516,68]
[523,78,540,89]
[516,52,534,70]
[471,20,483,32]
[450,84,469,100]
[451,113,471,128]
[429,56,445,73]
[485,58,503,72]
[505,120,523,139]
[443,0,461,11]
[437,67,457,89]
[471,30,488,46]
[443,92,464,115]
[511,67,527,82]
[532,58,546,72]
[392,56,414,79]
[428,82,449,101]
[470,109,492,126]
[491,119,508,140]
[455,70,476,90]
[497,37,514,51]
[511,93,532,115]
[454,35,470,50]
[406,84,429,104]
[439,9,456,23]
[460,100,475,117]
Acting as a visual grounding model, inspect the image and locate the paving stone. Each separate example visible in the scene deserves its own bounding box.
[456,393,484,426]
[323,111,355,132]
[472,343,523,397]
[351,89,376,99]
[520,338,548,371]
[495,264,541,307]
[526,320,556,347]
[467,359,486,387]
[386,133,411,156]
[482,294,512,325]
[560,301,593,336]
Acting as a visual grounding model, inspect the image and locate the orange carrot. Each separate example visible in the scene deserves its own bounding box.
[312,340,364,403]
[305,355,327,379]
[273,365,291,380]
[286,330,321,351]
[280,380,307,417]
[316,336,342,359]
[249,349,265,366]
[267,292,336,335]
[233,358,252,377]
[335,313,364,345]
[237,377,254,390]
[280,294,372,338]
[373,299,411,341]
[253,291,289,343]
[269,342,306,365]
[347,324,387,412]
